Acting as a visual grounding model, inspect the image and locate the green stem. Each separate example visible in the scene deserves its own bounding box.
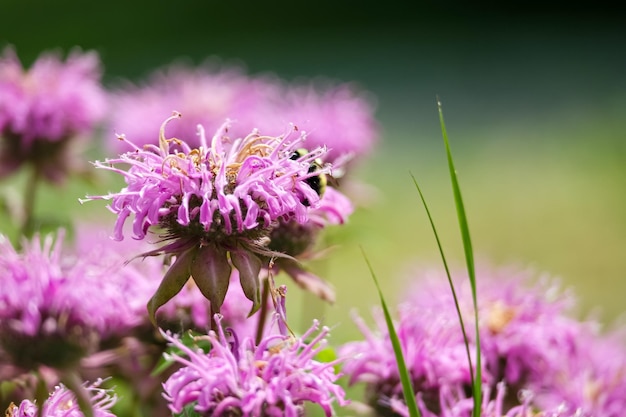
[34,368,49,417]
[61,370,94,417]
[255,278,270,345]
[20,165,41,238]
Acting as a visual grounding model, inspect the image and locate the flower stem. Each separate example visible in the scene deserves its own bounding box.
[60,370,94,417]
[20,165,41,238]
[255,278,270,345]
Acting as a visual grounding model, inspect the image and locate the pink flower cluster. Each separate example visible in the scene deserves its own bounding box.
[106,60,378,168]
[162,315,348,417]
[87,113,329,244]
[340,265,626,416]
[6,379,116,417]
[0,46,106,182]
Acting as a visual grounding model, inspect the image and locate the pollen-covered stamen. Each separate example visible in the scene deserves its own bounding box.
[233,134,275,163]
[486,301,517,334]
[159,111,183,154]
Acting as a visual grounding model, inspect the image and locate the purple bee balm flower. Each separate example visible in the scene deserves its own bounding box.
[340,302,476,415]
[105,61,279,155]
[275,82,379,169]
[339,264,616,416]
[105,61,379,169]
[6,378,117,417]
[0,230,146,370]
[387,382,587,417]
[532,324,626,417]
[405,266,595,406]
[161,314,349,417]
[82,113,341,324]
[0,46,107,183]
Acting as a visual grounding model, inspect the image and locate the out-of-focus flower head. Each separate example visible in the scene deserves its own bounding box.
[339,295,476,415]
[161,314,348,417]
[106,60,379,171]
[339,264,625,416]
[0,46,107,183]
[0,230,146,370]
[406,266,591,403]
[83,112,348,324]
[276,82,379,170]
[5,378,117,417]
[533,323,626,416]
[387,381,588,417]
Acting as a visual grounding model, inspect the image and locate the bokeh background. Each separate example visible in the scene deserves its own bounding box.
[3,1,625,349]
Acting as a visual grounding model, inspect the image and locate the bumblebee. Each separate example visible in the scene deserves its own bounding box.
[290,148,327,205]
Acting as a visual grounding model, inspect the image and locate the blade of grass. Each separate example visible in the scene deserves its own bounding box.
[360,247,421,417]
[409,172,475,394]
[437,98,482,417]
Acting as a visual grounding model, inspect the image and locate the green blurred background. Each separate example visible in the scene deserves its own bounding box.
[3,1,626,341]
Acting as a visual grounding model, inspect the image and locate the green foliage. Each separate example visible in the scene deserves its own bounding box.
[409,171,475,399]
[174,403,201,417]
[437,100,482,416]
[361,247,421,417]
[152,330,212,377]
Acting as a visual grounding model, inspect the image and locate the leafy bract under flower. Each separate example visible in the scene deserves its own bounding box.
[161,314,348,417]
[83,113,338,323]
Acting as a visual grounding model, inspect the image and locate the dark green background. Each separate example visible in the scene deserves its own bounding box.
[3,3,626,328]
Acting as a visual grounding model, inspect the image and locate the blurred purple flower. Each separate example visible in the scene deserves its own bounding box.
[533,324,626,416]
[387,382,587,417]
[6,378,117,417]
[340,296,475,415]
[0,46,107,183]
[277,82,379,169]
[161,314,348,417]
[339,264,626,416]
[83,113,345,323]
[0,231,146,370]
[106,60,378,169]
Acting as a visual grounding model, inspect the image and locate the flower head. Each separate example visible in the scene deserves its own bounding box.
[5,378,117,417]
[161,314,348,417]
[532,324,626,416]
[0,46,106,182]
[339,264,625,416]
[276,82,379,168]
[106,61,378,169]
[83,113,342,323]
[0,231,146,369]
[387,382,588,417]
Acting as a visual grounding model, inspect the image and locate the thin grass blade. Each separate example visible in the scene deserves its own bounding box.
[437,98,482,417]
[409,172,475,392]
[360,247,421,417]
